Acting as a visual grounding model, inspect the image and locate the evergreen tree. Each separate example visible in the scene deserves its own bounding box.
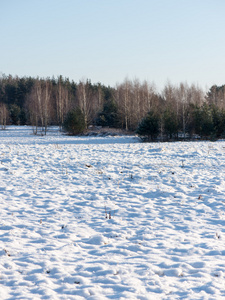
[163,109,178,139]
[193,103,214,138]
[136,111,159,141]
[63,108,85,135]
[10,104,21,125]
[96,100,120,127]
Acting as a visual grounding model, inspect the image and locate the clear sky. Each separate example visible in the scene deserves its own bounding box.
[1,0,225,91]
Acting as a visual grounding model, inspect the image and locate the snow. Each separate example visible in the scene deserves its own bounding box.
[1,126,225,299]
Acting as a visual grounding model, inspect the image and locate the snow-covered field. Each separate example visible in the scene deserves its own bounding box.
[1,126,225,299]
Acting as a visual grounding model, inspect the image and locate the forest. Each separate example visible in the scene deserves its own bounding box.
[0,74,225,140]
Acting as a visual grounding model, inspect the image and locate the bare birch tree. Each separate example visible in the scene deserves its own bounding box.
[42,79,52,134]
[26,78,52,135]
[132,78,141,127]
[115,78,132,130]
[76,79,99,128]
[0,102,8,129]
[26,83,39,134]
[56,76,70,130]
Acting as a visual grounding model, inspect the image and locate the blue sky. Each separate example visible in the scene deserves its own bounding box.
[1,0,225,91]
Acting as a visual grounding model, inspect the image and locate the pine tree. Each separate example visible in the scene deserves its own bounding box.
[96,100,120,127]
[63,108,85,135]
[136,111,159,141]
[163,109,178,139]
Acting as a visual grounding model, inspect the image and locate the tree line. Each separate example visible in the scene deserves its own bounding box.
[0,74,225,140]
